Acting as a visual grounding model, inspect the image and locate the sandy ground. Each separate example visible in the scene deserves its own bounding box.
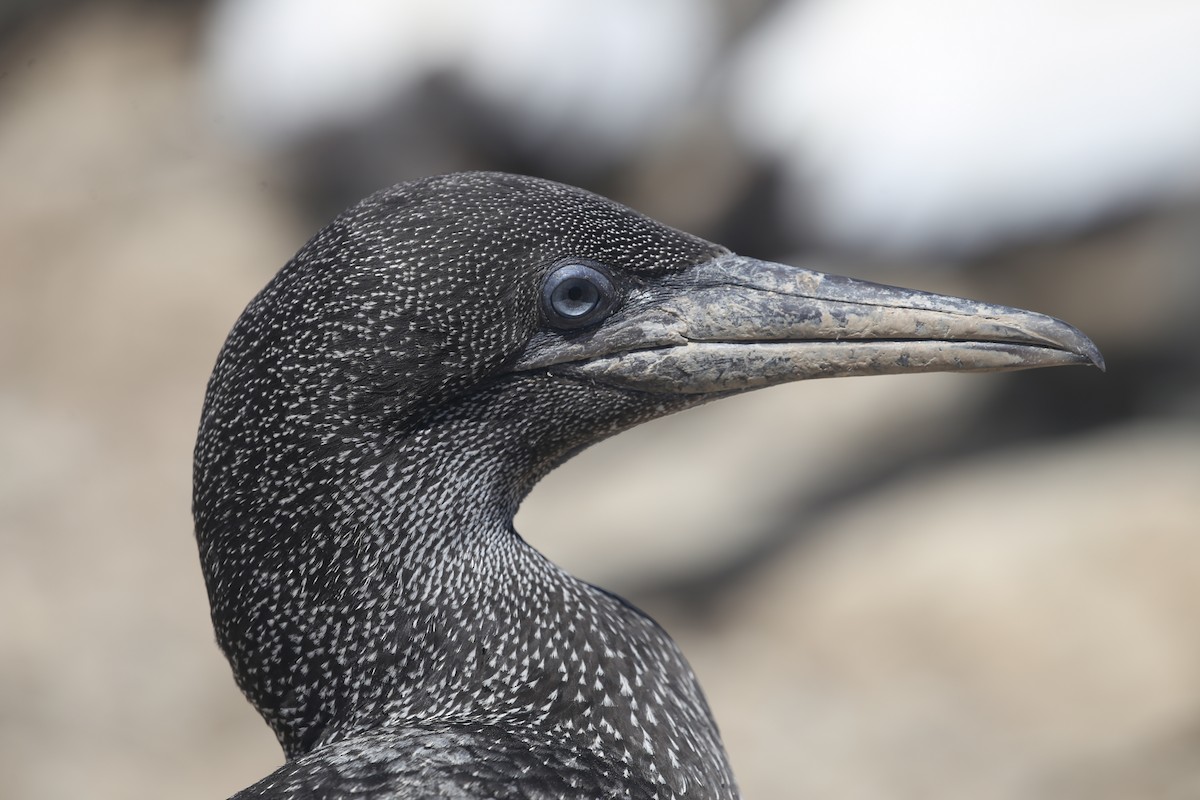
[2,7,1198,799]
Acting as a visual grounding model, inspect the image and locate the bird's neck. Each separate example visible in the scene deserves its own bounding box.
[199,376,735,793]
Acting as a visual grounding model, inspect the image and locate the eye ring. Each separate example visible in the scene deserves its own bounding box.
[541,261,618,330]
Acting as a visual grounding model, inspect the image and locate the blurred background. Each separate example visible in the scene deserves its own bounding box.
[2,1,1199,798]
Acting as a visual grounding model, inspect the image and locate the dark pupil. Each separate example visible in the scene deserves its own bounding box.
[553,277,600,317]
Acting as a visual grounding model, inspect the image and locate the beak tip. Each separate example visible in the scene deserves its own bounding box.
[1031,312,1104,373]
[1070,330,1106,373]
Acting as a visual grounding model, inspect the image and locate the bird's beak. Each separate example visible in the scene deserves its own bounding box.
[517,253,1104,394]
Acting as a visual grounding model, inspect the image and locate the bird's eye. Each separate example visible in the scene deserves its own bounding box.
[541,262,617,330]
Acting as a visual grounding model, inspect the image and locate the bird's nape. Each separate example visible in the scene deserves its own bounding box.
[193,171,1103,799]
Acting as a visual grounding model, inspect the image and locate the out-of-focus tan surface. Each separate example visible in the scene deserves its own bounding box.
[2,6,1198,800]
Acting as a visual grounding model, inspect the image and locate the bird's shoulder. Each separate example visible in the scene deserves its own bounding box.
[231,722,662,800]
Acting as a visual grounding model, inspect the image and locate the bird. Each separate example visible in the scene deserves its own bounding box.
[193,171,1103,799]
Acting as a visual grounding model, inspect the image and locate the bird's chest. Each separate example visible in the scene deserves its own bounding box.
[373,577,740,798]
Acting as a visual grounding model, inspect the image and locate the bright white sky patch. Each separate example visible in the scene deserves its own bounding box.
[203,0,718,164]
[729,0,1200,255]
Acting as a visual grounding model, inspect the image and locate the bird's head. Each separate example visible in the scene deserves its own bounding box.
[193,171,1102,753]
[200,171,1101,476]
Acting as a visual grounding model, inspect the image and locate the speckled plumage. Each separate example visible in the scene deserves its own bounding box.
[195,173,737,799]
[196,171,1102,799]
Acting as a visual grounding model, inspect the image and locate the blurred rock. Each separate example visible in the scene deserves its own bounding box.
[692,422,1200,800]
[0,6,294,799]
